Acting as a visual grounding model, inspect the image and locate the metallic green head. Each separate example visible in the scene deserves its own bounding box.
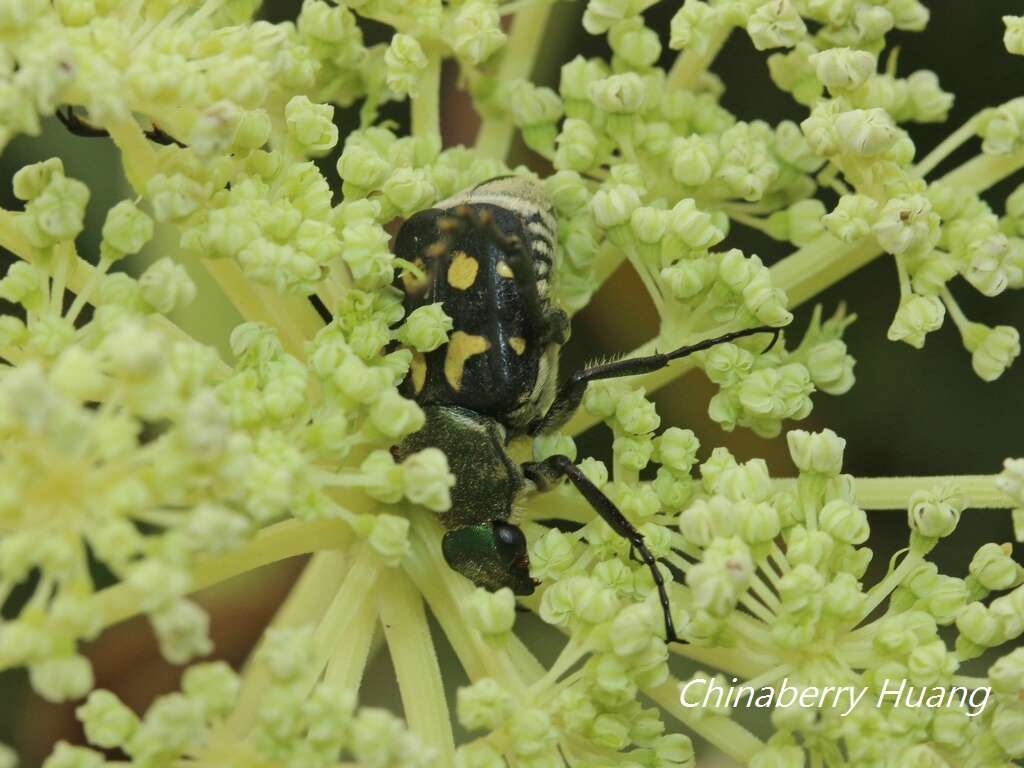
[442,521,536,595]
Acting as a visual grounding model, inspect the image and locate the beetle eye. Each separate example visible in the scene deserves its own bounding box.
[492,521,526,560]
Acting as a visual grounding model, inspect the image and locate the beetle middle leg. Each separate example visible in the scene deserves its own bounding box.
[57,106,186,147]
[523,454,681,644]
[530,325,782,433]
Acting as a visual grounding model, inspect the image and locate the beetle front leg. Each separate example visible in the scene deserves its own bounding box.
[523,454,682,645]
[530,325,781,433]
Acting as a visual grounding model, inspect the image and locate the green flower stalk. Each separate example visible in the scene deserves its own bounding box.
[1,1,1023,767]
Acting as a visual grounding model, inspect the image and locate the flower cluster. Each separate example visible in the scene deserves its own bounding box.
[0,1,1022,767]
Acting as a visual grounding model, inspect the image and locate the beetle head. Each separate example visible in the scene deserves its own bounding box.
[441,521,536,596]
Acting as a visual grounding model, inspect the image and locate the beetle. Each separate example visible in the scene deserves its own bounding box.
[392,176,779,643]
[54,105,779,639]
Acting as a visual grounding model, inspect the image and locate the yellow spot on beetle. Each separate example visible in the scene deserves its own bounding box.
[447,251,479,290]
[445,331,491,390]
[410,351,427,393]
[496,260,514,278]
[509,337,526,355]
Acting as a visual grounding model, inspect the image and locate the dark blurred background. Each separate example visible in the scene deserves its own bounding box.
[1,1,1022,764]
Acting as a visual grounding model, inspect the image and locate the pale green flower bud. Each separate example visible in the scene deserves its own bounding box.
[810,47,875,90]
[654,427,700,472]
[610,19,661,68]
[544,171,590,214]
[382,167,436,215]
[76,690,139,749]
[993,703,1024,758]
[906,70,953,123]
[887,294,944,349]
[258,626,314,682]
[530,529,579,581]
[978,99,1024,155]
[670,0,720,54]
[182,662,239,720]
[285,95,337,157]
[660,259,708,299]
[609,603,657,656]
[613,434,653,470]
[806,339,856,394]
[151,599,212,665]
[401,447,455,511]
[628,206,668,245]
[835,108,898,156]
[508,82,563,127]
[368,513,411,566]
[370,389,425,440]
[559,55,610,102]
[743,266,793,326]
[397,303,452,352]
[102,200,154,258]
[738,501,781,544]
[787,428,845,476]
[669,198,724,250]
[337,144,391,190]
[970,543,1021,591]
[510,708,556,758]
[613,388,660,434]
[0,262,45,310]
[385,34,428,95]
[30,176,90,242]
[750,745,805,768]
[457,678,514,731]
[823,194,878,243]
[964,324,1021,382]
[465,586,516,639]
[41,743,105,768]
[820,499,869,544]
[582,0,641,35]
[989,648,1024,696]
[453,1,506,65]
[590,184,640,228]
[555,118,599,172]
[30,655,94,703]
[908,485,964,539]
[533,432,576,462]
[587,73,645,113]
[670,135,719,187]
[13,157,64,201]
[962,233,1021,298]
[1005,15,1024,55]
[139,257,196,314]
[747,0,806,51]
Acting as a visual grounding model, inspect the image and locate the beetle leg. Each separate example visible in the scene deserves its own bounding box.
[530,325,781,433]
[56,107,109,138]
[56,106,185,147]
[439,204,567,345]
[523,454,682,645]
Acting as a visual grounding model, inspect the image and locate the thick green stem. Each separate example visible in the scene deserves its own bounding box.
[217,548,355,741]
[379,568,456,768]
[645,679,765,763]
[412,49,442,147]
[772,475,1014,509]
[92,519,351,633]
[666,25,733,91]
[474,2,553,161]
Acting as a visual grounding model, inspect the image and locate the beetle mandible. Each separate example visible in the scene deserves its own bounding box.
[393,176,780,643]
